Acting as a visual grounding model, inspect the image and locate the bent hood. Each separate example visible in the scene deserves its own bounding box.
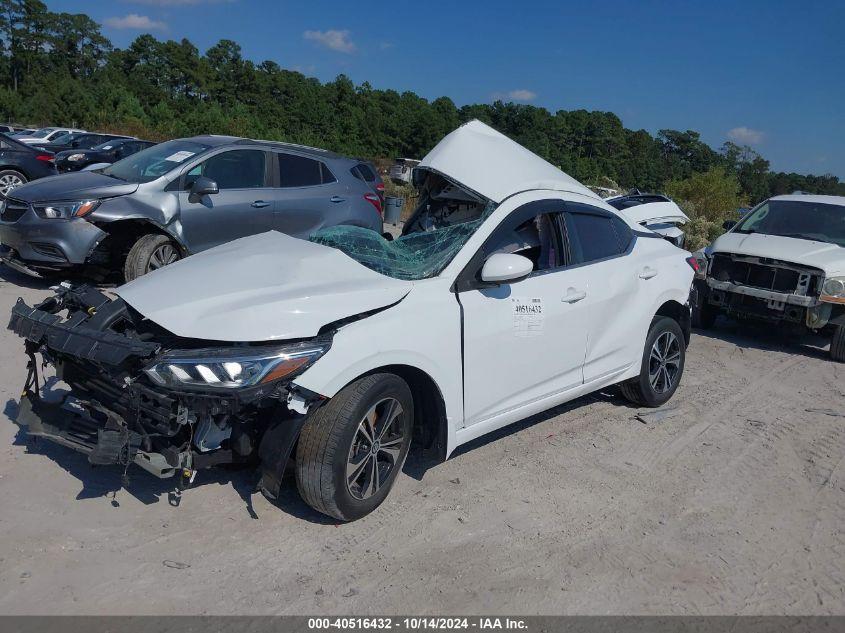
[418,120,598,203]
[117,231,413,342]
[616,201,689,226]
[9,171,138,202]
[711,232,845,275]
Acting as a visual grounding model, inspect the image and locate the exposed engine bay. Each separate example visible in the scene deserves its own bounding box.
[8,283,330,497]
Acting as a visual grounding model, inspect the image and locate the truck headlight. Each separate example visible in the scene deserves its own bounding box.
[32,200,100,219]
[821,277,845,304]
[144,341,330,390]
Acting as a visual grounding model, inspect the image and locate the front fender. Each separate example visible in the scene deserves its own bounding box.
[87,192,188,251]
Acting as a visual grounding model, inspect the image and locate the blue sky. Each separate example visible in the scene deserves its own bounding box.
[52,0,845,178]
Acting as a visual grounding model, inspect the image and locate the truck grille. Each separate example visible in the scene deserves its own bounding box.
[1,199,28,223]
[710,253,821,295]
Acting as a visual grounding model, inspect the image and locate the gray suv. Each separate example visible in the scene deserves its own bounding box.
[0,136,384,281]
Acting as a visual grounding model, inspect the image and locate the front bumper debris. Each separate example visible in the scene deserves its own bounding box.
[15,392,179,478]
[7,284,315,495]
[706,278,817,308]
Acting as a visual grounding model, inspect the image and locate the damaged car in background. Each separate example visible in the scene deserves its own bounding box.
[9,120,696,521]
[606,192,690,248]
[692,194,845,362]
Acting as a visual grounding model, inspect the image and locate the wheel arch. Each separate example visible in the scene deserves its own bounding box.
[350,364,449,463]
[655,298,691,345]
[89,218,188,262]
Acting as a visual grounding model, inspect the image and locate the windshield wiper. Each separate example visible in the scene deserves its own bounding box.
[778,232,835,244]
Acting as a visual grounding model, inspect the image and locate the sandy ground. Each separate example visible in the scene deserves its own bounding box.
[0,264,843,615]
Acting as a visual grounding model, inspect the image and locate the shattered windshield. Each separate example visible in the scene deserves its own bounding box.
[735,200,845,247]
[310,172,495,280]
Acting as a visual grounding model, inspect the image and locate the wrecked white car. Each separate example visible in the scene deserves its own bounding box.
[606,193,690,248]
[9,121,696,520]
[694,194,845,362]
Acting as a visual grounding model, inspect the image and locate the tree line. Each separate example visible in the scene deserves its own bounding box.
[0,0,842,205]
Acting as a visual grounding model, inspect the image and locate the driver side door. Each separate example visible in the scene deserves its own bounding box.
[177,148,275,253]
[456,200,591,427]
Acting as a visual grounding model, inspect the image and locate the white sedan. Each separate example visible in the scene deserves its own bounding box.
[10,121,696,520]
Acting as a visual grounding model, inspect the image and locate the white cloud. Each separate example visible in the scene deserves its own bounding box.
[303,29,356,54]
[103,14,167,30]
[727,126,765,145]
[492,89,537,102]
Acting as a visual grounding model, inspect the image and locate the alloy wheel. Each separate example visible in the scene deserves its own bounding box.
[146,243,179,272]
[0,174,24,197]
[648,331,681,394]
[346,397,406,500]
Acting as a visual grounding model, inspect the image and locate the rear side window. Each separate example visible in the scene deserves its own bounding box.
[278,153,335,187]
[352,163,376,182]
[566,212,629,264]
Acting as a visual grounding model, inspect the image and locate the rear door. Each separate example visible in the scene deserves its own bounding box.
[563,204,648,383]
[177,148,275,252]
[271,151,346,237]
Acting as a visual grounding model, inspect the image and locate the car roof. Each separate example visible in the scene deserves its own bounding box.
[183,134,344,160]
[769,194,845,207]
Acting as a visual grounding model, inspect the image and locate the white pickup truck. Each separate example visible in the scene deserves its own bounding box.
[694,194,845,361]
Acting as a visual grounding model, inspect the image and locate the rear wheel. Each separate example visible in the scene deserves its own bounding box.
[295,373,413,521]
[0,169,27,198]
[832,324,845,363]
[620,316,686,407]
[123,234,181,282]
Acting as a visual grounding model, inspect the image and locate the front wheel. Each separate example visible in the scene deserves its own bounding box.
[620,316,686,407]
[832,324,845,363]
[295,373,413,521]
[123,233,181,282]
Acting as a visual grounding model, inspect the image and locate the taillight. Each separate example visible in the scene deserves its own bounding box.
[36,154,54,163]
[364,192,382,217]
[685,256,700,273]
[376,182,385,192]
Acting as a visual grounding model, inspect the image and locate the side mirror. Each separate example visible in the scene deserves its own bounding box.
[189,176,218,202]
[480,253,534,284]
[722,220,737,231]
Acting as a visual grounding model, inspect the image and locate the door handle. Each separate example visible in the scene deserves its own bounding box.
[330,195,345,203]
[251,200,270,208]
[639,267,658,280]
[562,288,587,303]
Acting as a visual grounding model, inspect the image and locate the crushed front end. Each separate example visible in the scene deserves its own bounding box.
[8,284,329,495]
[703,253,843,330]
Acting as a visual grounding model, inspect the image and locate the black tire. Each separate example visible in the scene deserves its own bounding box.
[123,233,181,282]
[295,373,413,521]
[0,169,27,199]
[620,316,686,407]
[832,324,845,363]
[691,298,718,329]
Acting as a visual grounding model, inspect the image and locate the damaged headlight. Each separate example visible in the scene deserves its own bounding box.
[144,340,330,390]
[33,200,100,219]
[821,276,845,304]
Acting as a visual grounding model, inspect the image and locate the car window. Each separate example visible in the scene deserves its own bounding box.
[353,163,376,182]
[185,149,267,190]
[734,200,845,247]
[277,153,334,187]
[103,139,211,184]
[565,211,628,264]
[46,131,67,141]
[485,213,564,272]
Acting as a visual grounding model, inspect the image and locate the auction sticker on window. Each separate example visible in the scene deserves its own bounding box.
[512,297,544,337]
[164,150,196,162]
